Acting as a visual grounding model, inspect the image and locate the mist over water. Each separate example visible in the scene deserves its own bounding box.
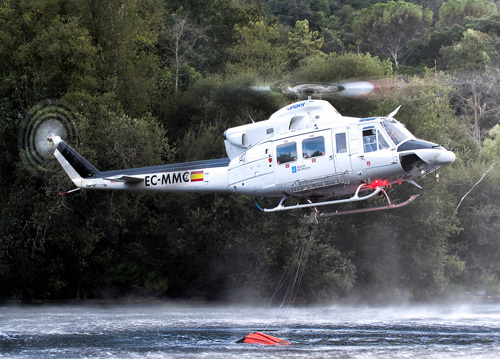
[1,302,499,358]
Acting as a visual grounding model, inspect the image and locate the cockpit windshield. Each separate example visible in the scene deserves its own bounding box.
[381,119,414,146]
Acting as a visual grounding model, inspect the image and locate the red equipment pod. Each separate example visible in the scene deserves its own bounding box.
[237,332,290,345]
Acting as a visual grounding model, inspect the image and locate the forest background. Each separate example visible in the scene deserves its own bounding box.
[2,0,500,303]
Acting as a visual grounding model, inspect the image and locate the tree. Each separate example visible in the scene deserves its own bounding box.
[293,52,389,83]
[160,13,208,98]
[165,0,253,73]
[436,0,497,29]
[463,12,500,66]
[448,152,500,295]
[464,11,500,37]
[406,25,465,68]
[482,124,500,161]
[0,0,97,107]
[352,1,433,67]
[441,29,499,140]
[76,0,164,117]
[286,19,324,69]
[23,17,97,97]
[266,0,313,27]
[408,0,446,19]
[374,72,471,150]
[226,19,286,78]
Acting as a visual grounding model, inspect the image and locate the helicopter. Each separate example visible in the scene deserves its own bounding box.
[49,96,455,221]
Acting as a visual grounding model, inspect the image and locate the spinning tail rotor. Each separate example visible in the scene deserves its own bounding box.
[19,100,77,177]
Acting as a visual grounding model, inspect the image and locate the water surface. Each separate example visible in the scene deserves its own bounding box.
[1,302,499,358]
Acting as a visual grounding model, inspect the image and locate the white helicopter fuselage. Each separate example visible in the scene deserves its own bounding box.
[226,100,403,199]
[52,99,455,212]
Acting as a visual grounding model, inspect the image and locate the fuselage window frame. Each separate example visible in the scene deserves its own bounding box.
[302,136,325,159]
[335,133,347,154]
[276,142,298,165]
[363,126,378,153]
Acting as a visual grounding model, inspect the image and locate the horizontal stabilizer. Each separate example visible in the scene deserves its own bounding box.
[103,175,144,183]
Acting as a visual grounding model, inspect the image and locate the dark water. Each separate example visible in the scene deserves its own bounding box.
[1,302,499,358]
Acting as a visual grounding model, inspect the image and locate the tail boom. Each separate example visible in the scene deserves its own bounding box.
[51,136,230,193]
[82,166,230,193]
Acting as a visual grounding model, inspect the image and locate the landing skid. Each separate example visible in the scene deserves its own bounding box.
[263,184,385,213]
[307,194,419,222]
[259,183,418,222]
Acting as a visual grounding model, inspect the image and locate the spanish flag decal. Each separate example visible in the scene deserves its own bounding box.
[190,170,204,182]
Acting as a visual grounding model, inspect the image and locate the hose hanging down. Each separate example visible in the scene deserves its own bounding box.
[270,224,317,327]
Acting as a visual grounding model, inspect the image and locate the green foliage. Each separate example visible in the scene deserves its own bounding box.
[0,0,97,106]
[440,29,499,140]
[352,1,433,67]
[286,19,324,69]
[293,52,389,82]
[374,73,469,147]
[442,29,491,72]
[449,160,500,295]
[464,11,500,36]
[300,223,358,301]
[481,124,500,161]
[266,0,315,27]
[21,16,97,97]
[437,0,497,29]
[166,0,255,72]
[407,25,465,68]
[3,0,500,303]
[166,73,285,149]
[226,19,287,78]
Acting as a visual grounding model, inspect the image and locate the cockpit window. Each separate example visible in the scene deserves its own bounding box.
[363,127,377,152]
[363,126,391,153]
[381,119,414,146]
[378,133,390,150]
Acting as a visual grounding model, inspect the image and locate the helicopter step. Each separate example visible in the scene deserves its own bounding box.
[289,173,350,194]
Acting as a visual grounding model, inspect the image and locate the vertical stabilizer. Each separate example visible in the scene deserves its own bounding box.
[50,136,100,187]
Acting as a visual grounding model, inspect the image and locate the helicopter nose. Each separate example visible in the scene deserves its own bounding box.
[418,148,455,167]
[435,149,455,166]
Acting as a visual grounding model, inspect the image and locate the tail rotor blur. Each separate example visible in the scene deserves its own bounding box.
[18,100,77,177]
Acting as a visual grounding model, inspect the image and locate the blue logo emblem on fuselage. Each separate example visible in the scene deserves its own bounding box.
[286,102,305,111]
[292,166,297,173]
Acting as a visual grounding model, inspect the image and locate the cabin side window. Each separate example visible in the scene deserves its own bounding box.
[276,142,297,164]
[362,127,378,153]
[335,133,347,153]
[302,136,325,158]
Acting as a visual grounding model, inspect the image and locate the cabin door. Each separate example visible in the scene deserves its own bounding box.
[332,128,353,174]
[355,124,397,180]
[273,130,334,189]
